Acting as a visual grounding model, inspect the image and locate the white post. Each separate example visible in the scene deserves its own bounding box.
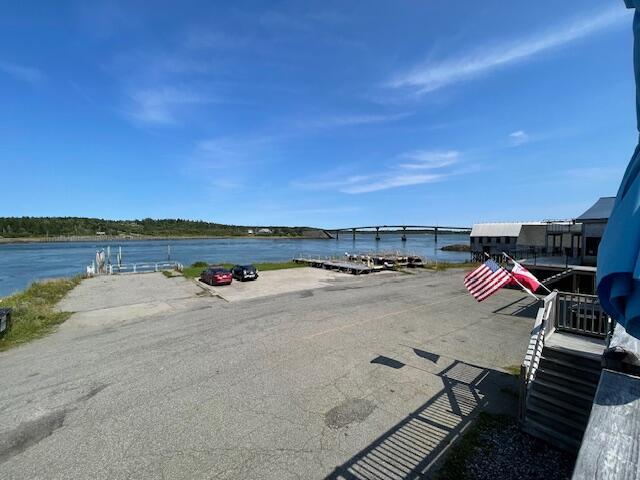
[133,264,137,273]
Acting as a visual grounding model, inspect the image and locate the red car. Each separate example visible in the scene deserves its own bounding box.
[200,266,233,286]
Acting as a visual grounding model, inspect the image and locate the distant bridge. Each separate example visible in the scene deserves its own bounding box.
[323,225,471,241]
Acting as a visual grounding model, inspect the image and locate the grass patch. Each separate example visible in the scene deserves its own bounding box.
[0,277,81,351]
[254,261,306,272]
[504,365,522,377]
[423,261,479,272]
[434,412,510,480]
[180,260,306,279]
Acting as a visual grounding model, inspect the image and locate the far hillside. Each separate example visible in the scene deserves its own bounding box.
[0,217,326,239]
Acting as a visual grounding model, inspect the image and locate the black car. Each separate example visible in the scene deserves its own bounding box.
[232,264,258,281]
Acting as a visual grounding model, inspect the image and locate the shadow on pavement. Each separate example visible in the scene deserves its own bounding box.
[327,355,515,479]
[371,355,406,369]
[492,296,540,319]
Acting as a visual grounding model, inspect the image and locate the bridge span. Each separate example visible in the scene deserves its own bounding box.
[323,225,471,242]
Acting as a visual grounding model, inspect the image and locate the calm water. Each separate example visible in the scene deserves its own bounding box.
[0,234,469,297]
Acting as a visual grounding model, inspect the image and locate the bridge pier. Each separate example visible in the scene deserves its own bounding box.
[335,230,339,240]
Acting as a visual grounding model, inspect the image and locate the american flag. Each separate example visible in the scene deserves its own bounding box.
[464,259,511,302]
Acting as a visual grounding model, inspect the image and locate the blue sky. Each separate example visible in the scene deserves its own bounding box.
[0,1,636,228]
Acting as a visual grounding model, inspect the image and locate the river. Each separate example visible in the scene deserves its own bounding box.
[0,233,470,297]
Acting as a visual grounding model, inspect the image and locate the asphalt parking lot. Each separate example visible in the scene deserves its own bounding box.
[0,268,537,479]
[196,267,394,302]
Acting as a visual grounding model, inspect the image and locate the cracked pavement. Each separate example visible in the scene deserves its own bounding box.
[0,268,536,479]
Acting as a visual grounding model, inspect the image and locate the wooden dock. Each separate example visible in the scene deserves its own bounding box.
[292,258,374,275]
[345,252,424,268]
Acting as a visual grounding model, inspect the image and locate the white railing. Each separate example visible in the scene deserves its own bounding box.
[87,261,183,276]
[555,292,611,338]
[109,262,183,274]
[519,291,557,421]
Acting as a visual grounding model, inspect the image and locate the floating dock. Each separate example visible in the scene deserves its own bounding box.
[345,252,424,268]
[292,258,373,275]
[293,252,425,274]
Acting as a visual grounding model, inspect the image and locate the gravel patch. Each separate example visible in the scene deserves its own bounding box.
[435,413,575,480]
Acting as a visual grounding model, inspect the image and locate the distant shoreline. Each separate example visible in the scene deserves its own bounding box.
[0,230,470,245]
[0,234,330,245]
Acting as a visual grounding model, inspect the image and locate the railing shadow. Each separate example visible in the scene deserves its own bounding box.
[326,359,512,479]
[492,296,540,319]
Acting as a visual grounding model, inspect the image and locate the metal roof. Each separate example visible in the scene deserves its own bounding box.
[470,222,544,237]
[575,197,616,222]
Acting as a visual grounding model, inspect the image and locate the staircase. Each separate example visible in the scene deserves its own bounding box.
[541,268,574,288]
[523,345,602,452]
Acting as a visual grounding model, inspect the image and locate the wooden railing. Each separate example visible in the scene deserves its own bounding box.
[555,292,611,339]
[470,248,565,265]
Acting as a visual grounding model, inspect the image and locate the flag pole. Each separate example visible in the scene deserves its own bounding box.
[502,251,553,294]
[483,252,540,301]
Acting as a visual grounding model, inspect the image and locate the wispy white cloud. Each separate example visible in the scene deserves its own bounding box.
[194,137,266,168]
[306,112,411,129]
[293,149,462,194]
[389,6,628,94]
[509,130,529,146]
[398,150,459,169]
[127,86,211,125]
[0,62,45,85]
[342,173,445,194]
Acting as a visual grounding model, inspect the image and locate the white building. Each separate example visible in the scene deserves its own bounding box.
[470,222,548,256]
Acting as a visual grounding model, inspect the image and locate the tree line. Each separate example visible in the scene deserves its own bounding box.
[0,217,309,238]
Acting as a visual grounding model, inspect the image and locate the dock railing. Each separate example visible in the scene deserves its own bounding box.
[109,262,182,274]
[471,248,554,264]
[554,292,612,339]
